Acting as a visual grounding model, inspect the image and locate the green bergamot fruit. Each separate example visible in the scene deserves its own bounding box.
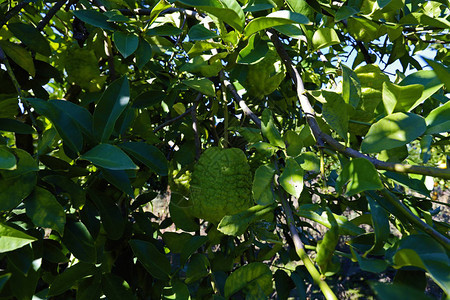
[190,147,253,224]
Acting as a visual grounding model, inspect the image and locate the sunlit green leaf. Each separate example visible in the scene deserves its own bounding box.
[336,158,383,196]
[244,10,309,36]
[81,144,138,170]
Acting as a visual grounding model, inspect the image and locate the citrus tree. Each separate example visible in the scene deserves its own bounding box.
[0,0,449,299]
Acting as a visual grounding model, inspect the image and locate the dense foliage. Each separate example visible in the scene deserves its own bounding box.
[0,0,449,299]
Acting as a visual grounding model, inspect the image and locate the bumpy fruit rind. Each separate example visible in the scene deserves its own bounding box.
[189,147,253,224]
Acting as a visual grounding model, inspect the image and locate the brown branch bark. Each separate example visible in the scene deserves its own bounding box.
[37,0,68,31]
[153,93,203,133]
[267,29,450,180]
[280,193,338,300]
[219,71,262,128]
[0,1,29,29]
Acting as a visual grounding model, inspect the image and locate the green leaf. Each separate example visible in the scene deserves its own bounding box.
[93,76,130,142]
[312,27,340,50]
[335,158,383,196]
[0,148,38,211]
[361,112,427,153]
[400,12,450,29]
[296,204,365,235]
[7,22,51,56]
[0,273,11,292]
[237,34,269,65]
[244,10,309,36]
[347,17,380,43]
[243,0,276,12]
[135,38,152,69]
[0,118,35,134]
[188,24,219,41]
[81,144,138,170]
[169,193,199,232]
[279,158,303,198]
[185,254,210,283]
[295,152,320,173]
[393,234,450,295]
[50,100,94,139]
[102,273,137,300]
[181,77,215,96]
[424,58,450,90]
[48,262,98,296]
[218,204,274,236]
[62,219,97,263]
[252,164,275,205]
[0,146,16,170]
[180,235,209,265]
[322,91,350,140]
[316,209,339,273]
[113,32,139,58]
[119,142,168,175]
[335,6,358,22]
[25,187,66,235]
[147,0,172,25]
[250,141,277,157]
[27,98,84,153]
[88,190,124,240]
[163,279,191,299]
[261,109,285,148]
[366,195,390,255]
[351,248,389,273]
[224,262,273,298]
[341,64,361,108]
[42,175,86,209]
[284,131,303,157]
[177,0,245,31]
[147,24,182,36]
[129,239,171,281]
[399,70,444,111]
[100,168,134,197]
[0,41,35,76]
[382,81,424,114]
[0,223,37,253]
[425,100,450,134]
[370,282,433,300]
[72,10,115,30]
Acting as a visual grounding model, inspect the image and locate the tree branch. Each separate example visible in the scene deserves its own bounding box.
[37,0,68,31]
[0,1,29,29]
[379,189,450,251]
[219,71,262,128]
[280,192,338,300]
[268,29,450,180]
[153,93,203,133]
[0,45,39,131]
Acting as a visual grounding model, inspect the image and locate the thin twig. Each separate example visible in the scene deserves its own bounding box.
[153,93,203,133]
[219,71,262,128]
[0,1,29,29]
[0,45,39,131]
[37,0,67,31]
[104,33,117,81]
[268,29,450,180]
